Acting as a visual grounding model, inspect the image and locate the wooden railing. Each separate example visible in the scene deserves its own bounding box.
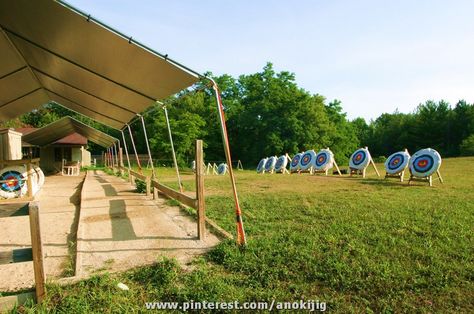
[107,140,231,240]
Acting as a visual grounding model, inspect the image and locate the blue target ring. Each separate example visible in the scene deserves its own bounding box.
[300,153,312,167]
[352,151,366,166]
[275,157,284,169]
[265,156,276,171]
[315,153,328,167]
[291,155,301,167]
[412,155,434,173]
[257,158,267,173]
[0,171,25,192]
[387,154,405,171]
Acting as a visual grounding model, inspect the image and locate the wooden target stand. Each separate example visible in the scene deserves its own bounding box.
[350,158,381,178]
[385,170,406,182]
[408,170,444,187]
[313,150,342,176]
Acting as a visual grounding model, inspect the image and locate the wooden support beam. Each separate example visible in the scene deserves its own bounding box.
[196,140,206,240]
[146,176,151,197]
[29,202,46,303]
[152,180,197,209]
[26,163,33,198]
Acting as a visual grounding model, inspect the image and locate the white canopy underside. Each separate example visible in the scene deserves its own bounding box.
[0,0,199,129]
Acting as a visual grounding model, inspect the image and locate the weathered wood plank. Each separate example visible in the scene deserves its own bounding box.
[129,169,147,182]
[29,202,46,303]
[0,202,29,217]
[195,140,206,240]
[0,248,33,264]
[151,180,197,209]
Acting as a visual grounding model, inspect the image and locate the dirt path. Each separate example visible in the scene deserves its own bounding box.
[0,174,84,292]
[76,170,219,276]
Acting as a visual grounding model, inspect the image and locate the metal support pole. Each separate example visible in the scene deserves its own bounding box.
[211,79,247,246]
[121,130,131,170]
[113,143,119,167]
[139,114,155,178]
[163,106,183,192]
[127,124,142,172]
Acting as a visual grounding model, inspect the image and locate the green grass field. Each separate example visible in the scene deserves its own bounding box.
[17,157,474,313]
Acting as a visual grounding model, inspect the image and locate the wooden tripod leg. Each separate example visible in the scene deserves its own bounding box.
[400,170,405,182]
[371,159,381,177]
[333,160,342,176]
[437,170,444,183]
[429,175,433,187]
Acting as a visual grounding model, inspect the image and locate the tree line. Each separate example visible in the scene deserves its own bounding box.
[5,63,474,167]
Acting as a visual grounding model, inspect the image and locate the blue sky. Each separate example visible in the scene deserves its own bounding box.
[67,0,474,121]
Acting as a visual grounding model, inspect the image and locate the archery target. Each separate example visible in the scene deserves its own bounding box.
[409,148,441,177]
[385,151,410,175]
[264,156,277,172]
[313,149,334,171]
[290,153,302,172]
[274,155,288,173]
[299,150,316,171]
[217,163,228,175]
[35,167,45,187]
[349,148,371,170]
[0,166,28,199]
[257,158,267,173]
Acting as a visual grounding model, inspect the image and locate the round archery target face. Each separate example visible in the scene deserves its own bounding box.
[349,148,371,170]
[313,149,334,171]
[409,148,441,177]
[265,156,277,171]
[256,158,267,173]
[290,154,302,170]
[385,151,410,175]
[217,163,228,175]
[274,155,288,172]
[299,150,316,171]
[1,170,25,192]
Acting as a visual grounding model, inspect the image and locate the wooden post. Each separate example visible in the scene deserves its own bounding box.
[195,140,206,240]
[370,158,381,177]
[26,163,33,199]
[146,176,151,197]
[29,202,46,303]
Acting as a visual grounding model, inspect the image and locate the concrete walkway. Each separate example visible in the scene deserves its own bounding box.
[76,170,219,276]
[0,174,84,291]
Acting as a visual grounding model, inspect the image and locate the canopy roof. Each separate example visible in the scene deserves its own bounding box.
[23,116,118,148]
[0,0,200,129]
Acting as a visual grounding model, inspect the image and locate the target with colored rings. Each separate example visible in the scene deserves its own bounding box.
[256,158,267,173]
[274,155,288,172]
[217,163,228,175]
[299,150,316,171]
[349,148,371,170]
[290,153,302,171]
[385,151,410,175]
[265,156,277,172]
[313,149,334,171]
[0,166,28,199]
[409,148,441,177]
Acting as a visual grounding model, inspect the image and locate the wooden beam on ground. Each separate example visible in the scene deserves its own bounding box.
[196,140,206,240]
[29,202,46,303]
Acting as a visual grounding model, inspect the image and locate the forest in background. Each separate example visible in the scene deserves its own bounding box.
[3,63,474,167]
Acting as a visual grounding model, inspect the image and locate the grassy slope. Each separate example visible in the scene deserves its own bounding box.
[16,157,474,313]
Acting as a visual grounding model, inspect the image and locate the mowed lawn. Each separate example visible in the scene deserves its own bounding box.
[18,157,474,313]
